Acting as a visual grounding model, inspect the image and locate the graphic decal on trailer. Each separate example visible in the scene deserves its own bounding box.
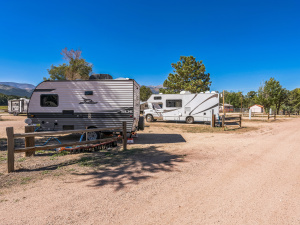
[79,97,98,104]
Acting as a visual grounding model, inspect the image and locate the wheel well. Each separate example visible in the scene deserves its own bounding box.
[87,126,97,129]
[186,116,194,121]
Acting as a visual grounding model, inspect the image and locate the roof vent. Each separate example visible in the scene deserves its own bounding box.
[89,74,113,80]
[115,77,130,80]
[180,91,191,94]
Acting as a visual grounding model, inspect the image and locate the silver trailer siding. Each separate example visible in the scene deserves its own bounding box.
[8,98,29,115]
[144,92,219,123]
[27,79,140,132]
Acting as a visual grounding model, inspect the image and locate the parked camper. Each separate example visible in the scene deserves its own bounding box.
[143,91,219,123]
[8,98,29,116]
[25,76,143,140]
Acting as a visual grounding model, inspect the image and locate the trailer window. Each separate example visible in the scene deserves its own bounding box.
[154,96,161,100]
[85,91,93,95]
[166,100,182,107]
[40,94,58,107]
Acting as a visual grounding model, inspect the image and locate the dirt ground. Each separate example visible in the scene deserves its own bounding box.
[0,114,300,224]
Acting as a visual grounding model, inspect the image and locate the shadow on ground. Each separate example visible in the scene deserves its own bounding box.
[134,133,186,144]
[74,146,185,191]
[11,145,185,191]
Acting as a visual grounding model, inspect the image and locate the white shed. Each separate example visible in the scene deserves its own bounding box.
[250,104,264,113]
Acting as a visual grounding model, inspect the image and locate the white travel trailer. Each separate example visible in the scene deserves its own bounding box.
[26,76,143,139]
[143,91,219,123]
[8,98,29,116]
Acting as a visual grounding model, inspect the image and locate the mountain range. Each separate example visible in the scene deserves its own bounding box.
[0,84,33,97]
[0,82,35,90]
[147,84,164,94]
[0,82,163,97]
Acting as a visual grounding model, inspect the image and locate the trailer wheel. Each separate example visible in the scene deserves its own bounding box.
[138,116,145,130]
[83,128,101,141]
[186,116,194,124]
[146,114,154,122]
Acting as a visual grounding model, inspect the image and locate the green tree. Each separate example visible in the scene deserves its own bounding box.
[140,86,152,101]
[44,48,93,81]
[257,77,286,115]
[46,63,68,81]
[0,93,23,106]
[290,88,300,114]
[223,91,243,108]
[160,56,211,94]
[243,91,257,108]
[284,88,300,115]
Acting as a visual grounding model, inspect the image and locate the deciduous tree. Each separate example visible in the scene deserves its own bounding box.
[44,48,93,81]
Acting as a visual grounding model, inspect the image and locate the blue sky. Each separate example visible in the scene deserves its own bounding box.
[0,0,299,93]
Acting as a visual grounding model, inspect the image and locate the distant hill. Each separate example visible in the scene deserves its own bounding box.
[0,82,35,90]
[0,84,33,97]
[147,85,164,94]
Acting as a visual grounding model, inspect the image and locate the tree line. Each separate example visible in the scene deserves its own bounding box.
[0,93,24,106]
[44,49,299,115]
[223,78,300,115]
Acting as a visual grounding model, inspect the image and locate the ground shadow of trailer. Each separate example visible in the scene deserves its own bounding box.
[133,133,186,145]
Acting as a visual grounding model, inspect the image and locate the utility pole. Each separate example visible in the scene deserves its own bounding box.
[240,93,243,115]
[223,90,225,116]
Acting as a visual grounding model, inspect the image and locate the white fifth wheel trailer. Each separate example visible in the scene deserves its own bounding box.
[143,91,219,123]
[25,76,143,139]
[8,98,29,116]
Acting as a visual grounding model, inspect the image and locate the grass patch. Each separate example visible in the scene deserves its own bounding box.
[21,177,32,184]
[183,126,224,133]
[41,170,49,175]
[0,156,7,162]
[17,157,26,162]
[49,151,70,160]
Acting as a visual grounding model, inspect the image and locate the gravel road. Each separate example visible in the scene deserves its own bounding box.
[0,118,299,224]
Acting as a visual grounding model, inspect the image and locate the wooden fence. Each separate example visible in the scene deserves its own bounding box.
[221,115,242,128]
[211,115,242,128]
[6,122,128,173]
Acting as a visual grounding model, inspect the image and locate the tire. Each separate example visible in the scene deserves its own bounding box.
[146,114,154,122]
[13,112,19,116]
[138,116,145,130]
[83,130,101,141]
[186,116,194,124]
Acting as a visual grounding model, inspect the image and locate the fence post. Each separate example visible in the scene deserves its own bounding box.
[122,122,127,150]
[25,126,35,157]
[211,114,215,127]
[239,114,242,127]
[211,110,215,128]
[6,127,15,173]
[222,115,225,127]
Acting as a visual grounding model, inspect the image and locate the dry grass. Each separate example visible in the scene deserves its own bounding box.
[147,121,256,133]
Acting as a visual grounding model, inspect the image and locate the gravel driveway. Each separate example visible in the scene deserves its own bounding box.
[0,116,299,224]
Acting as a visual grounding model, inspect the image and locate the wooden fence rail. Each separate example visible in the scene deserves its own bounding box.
[221,115,242,128]
[6,122,128,173]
